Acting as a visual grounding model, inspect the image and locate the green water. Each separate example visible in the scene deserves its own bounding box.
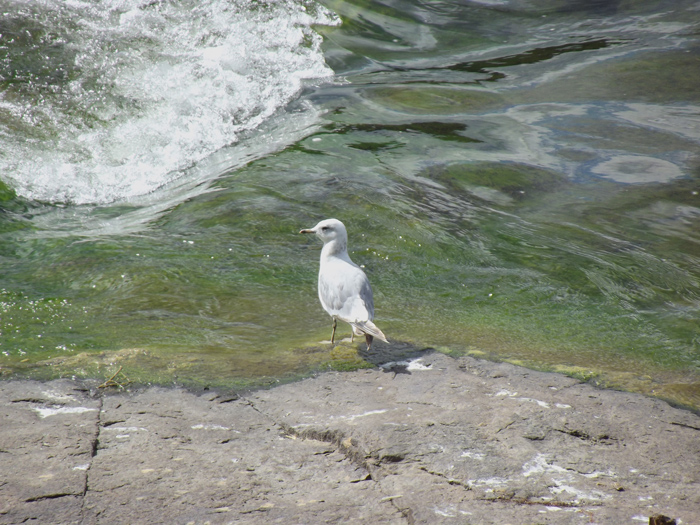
[1,0,699,409]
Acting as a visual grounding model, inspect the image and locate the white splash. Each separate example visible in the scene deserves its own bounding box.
[0,0,339,205]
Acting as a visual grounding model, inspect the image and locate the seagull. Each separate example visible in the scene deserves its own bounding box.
[300,218,388,350]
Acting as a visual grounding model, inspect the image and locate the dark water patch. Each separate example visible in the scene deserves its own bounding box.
[323,121,481,143]
[337,39,623,88]
[347,141,403,151]
[400,38,618,81]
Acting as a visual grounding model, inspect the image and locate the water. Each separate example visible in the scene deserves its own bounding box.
[0,0,337,206]
[1,0,699,408]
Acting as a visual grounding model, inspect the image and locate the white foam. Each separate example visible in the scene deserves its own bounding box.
[1,0,339,206]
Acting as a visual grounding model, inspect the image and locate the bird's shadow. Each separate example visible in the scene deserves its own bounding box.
[358,340,436,376]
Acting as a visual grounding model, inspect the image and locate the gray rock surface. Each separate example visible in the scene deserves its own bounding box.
[1,351,698,524]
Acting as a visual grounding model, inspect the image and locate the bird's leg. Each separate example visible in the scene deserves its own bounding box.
[351,331,355,343]
[330,318,337,344]
[365,334,373,351]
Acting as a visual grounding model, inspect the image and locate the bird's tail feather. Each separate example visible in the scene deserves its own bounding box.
[351,320,388,344]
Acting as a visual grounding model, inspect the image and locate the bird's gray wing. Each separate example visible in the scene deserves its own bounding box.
[318,264,374,322]
[358,277,374,320]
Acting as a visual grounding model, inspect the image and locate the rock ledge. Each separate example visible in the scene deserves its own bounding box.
[1,351,698,524]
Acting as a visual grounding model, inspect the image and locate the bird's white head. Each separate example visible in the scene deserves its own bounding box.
[299,218,348,246]
[299,219,351,258]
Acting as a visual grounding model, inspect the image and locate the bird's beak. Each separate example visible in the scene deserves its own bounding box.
[299,228,315,234]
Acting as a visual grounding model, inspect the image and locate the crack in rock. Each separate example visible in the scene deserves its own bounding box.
[79,394,103,521]
[671,421,700,431]
[25,492,78,503]
[279,423,371,475]
[275,422,417,523]
[481,494,597,508]
[555,427,617,444]
[418,466,472,489]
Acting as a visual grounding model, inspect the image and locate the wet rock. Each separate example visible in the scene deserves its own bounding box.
[1,351,699,524]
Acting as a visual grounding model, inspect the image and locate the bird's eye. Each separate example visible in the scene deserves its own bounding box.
[321,226,329,231]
